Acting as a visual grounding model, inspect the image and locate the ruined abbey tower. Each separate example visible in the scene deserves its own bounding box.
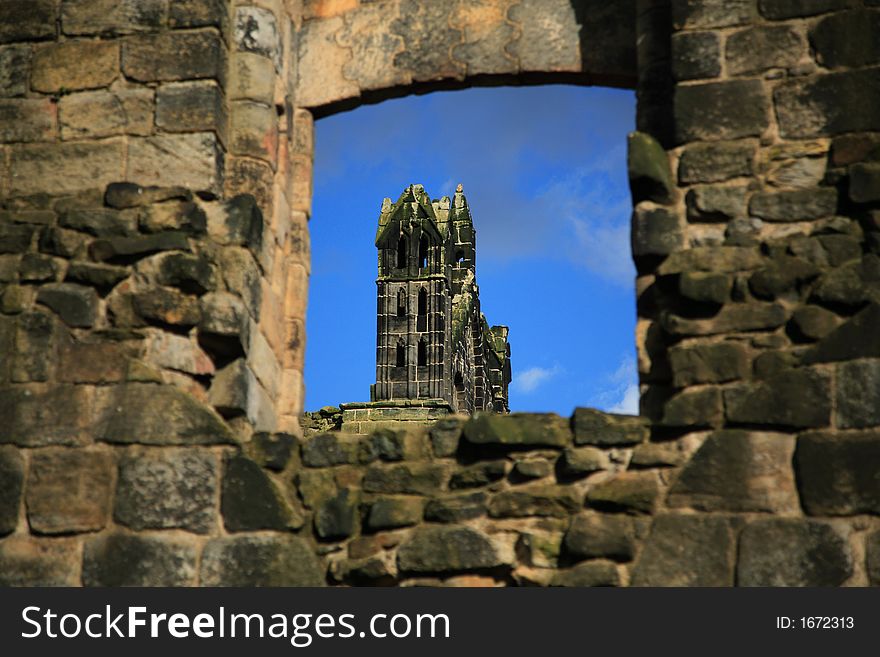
[372,184,510,413]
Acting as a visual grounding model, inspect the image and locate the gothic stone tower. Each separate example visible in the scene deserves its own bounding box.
[370,183,510,416]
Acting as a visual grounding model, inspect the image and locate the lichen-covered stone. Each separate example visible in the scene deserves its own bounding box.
[397,526,503,574]
[668,341,749,387]
[668,430,798,512]
[60,208,137,237]
[586,472,660,515]
[631,205,683,256]
[314,488,357,540]
[423,492,487,523]
[0,446,24,536]
[660,387,722,427]
[138,200,207,235]
[737,519,852,586]
[513,458,553,480]
[572,408,647,446]
[835,359,880,429]
[795,429,880,515]
[104,182,191,209]
[790,305,840,341]
[627,132,673,204]
[488,486,581,518]
[550,560,620,587]
[725,25,801,76]
[671,31,721,81]
[631,515,735,586]
[867,531,880,586]
[200,535,325,586]
[27,448,113,534]
[367,496,424,530]
[674,79,769,144]
[749,255,821,300]
[222,454,301,532]
[463,412,571,447]
[83,533,197,587]
[749,188,838,222]
[850,163,880,204]
[0,384,94,447]
[564,514,635,562]
[115,449,217,533]
[758,0,848,20]
[65,261,129,292]
[362,463,447,495]
[90,232,190,262]
[810,9,880,70]
[679,140,755,184]
[686,184,748,222]
[672,0,755,29]
[0,537,80,586]
[251,432,296,472]
[560,446,607,476]
[802,303,880,363]
[449,460,506,489]
[724,367,831,428]
[36,283,98,328]
[663,303,788,337]
[429,416,464,457]
[302,432,361,467]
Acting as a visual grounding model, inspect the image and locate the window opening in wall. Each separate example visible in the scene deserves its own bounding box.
[396,341,406,367]
[419,235,430,269]
[397,236,407,268]
[417,287,427,315]
[418,338,428,366]
[397,287,406,317]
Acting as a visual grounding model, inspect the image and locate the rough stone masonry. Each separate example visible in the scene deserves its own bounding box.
[0,0,878,586]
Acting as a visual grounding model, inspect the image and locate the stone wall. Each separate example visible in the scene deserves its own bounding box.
[1,0,879,586]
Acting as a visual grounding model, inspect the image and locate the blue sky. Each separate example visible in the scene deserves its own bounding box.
[304,85,638,416]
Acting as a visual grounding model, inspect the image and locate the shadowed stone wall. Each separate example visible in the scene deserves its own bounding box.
[1,0,878,586]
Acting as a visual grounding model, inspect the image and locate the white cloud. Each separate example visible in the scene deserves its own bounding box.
[609,384,640,415]
[590,354,640,415]
[511,364,562,394]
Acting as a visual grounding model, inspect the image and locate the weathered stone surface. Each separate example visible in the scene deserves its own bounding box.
[208,359,275,431]
[83,533,197,587]
[59,88,153,139]
[90,232,190,262]
[449,460,507,489]
[229,51,275,103]
[661,387,722,427]
[669,430,798,512]
[122,31,225,82]
[140,200,208,237]
[810,9,880,70]
[834,359,879,428]
[429,416,464,457]
[790,305,840,341]
[0,537,79,586]
[128,133,223,195]
[31,40,119,92]
[35,283,98,328]
[795,429,880,515]
[758,0,848,20]
[0,98,56,143]
[749,255,821,300]
[631,205,684,256]
[630,441,687,468]
[572,408,647,446]
[463,412,571,447]
[672,0,755,29]
[362,463,446,495]
[216,247,261,316]
[229,100,277,162]
[18,253,56,283]
[222,454,300,532]
[850,163,880,204]
[674,80,769,144]
[737,519,852,586]
[802,303,880,363]
[314,489,357,540]
[0,0,56,43]
[0,384,94,447]
[586,472,659,514]
[0,446,24,536]
[104,182,191,209]
[9,140,126,197]
[0,44,30,96]
[775,69,880,139]
[200,535,325,586]
[0,224,35,254]
[169,0,227,30]
[99,382,235,445]
[301,433,358,467]
[560,446,607,476]
[209,194,264,248]
[423,492,486,523]
[627,132,673,204]
[724,368,831,428]
[251,432,295,472]
[668,341,749,387]
[564,514,635,562]
[234,6,280,67]
[749,188,837,222]
[679,140,754,184]
[398,526,503,573]
[726,25,802,75]
[686,185,748,222]
[115,449,216,533]
[156,81,226,137]
[658,246,763,275]
[153,252,215,295]
[60,208,136,238]
[27,448,113,534]
[550,560,620,587]
[663,302,788,336]
[867,531,880,586]
[367,496,424,530]
[488,485,580,518]
[198,291,248,341]
[133,287,200,327]
[631,515,735,586]
[513,458,553,480]
[11,310,54,383]
[61,0,166,36]
[671,31,720,81]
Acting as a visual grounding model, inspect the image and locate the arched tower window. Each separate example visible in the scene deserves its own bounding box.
[396,288,406,317]
[418,337,428,366]
[418,287,427,315]
[396,340,406,367]
[419,235,429,269]
[455,250,464,264]
[396,236,407,268]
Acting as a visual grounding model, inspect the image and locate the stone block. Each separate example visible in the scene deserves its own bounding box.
[208,358,275,431]
[449,460,507,489]
[627,132,673,204]
[560,446,607,477]
[686,184,748,222]
[803,303,880,364]
[423,492,486,523]
[0,98,56,142]
[156,81,227,139]
[513,458,553,480]
[229,51,275,104]
[737,519,852,586]
[83,533,197,586]
[200,535,325,586]
[663,302,788,336]
[229,101,278,163]
[217,247,262,317]
[142,330,213,376]
[758,0,848,20]
[138,201,207,235]
[11,310,54,383]
[61,0,167,36]
[250,432,296,472]
[31,40,119,93]
[9,140,126,197]
[127,132,223,195]
[60,208,137,237]
[39,227,86,259]
[428,416,464,457]
[222,454,301,532]
[836,359,880,429]
[850,163,880,204]
[0,446,24,536]
[668,341,748,387]
[463,412,571,447]
[362,463,447,495]
[775,69,880,139]
[668,430,798,512]
[867,531,880,586]
[749,255,821,300]
[572,407,647,446]
[658,245,763,275]
[122,30,225,82]
[153,252,216,295]
[630,442,687,468]
[749,188,837,222]
[564,514,635,562]
[169,0,229,31]
[398,526,504,574]
[27,448,113,534]
[58,337,137,384]
[0,0,56,44]
[726,25,802,76]
[661,387,722,427]
[488,485,580,518]
[631,205,683,257]
[55,77,153,138]
[672,0,755,29]
[132,287,200,327]
[550,561,620,587]
[0,45,30,97]
[36,283,98,328]
[674,79,769,144]
[790,305,840,341]
[314,488,357,540]
[367,496,424,530]
[234,6,281,69]
[98,382,235,445]
[631,515,735,586]
[104,182,192,209]
[724,367,831,428]
[586,472,659,515]
[679,271,730,305]
[679,140,754,184]
[810,9,880,70]
[295,16,358,108]
[0,537,80,586]
[795,429,880,515]
[671,31,720,81]
[90,232,190,263]
[506,0,580,73]
[208,194,264,249]
[0,384,94,447]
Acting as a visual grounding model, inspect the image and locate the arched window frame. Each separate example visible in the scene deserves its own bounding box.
[396,236,407,269]
[417,287,428,316]
[418,337,428,366]
[395,340,406,367]
[396,287,407,317]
